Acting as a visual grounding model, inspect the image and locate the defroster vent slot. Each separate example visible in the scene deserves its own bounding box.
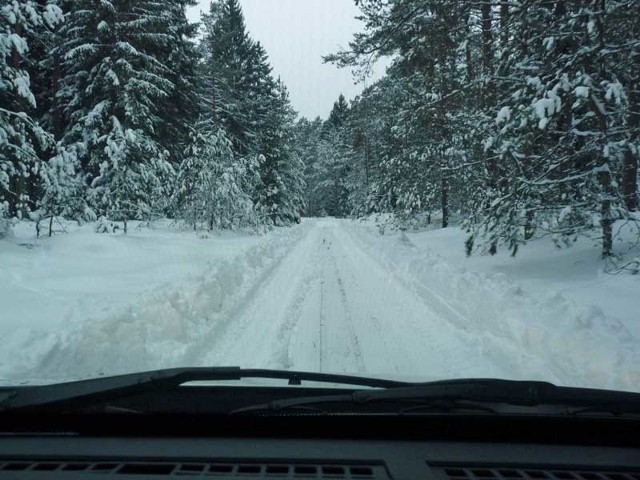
[0,459,389,478]
[433,465,640,480]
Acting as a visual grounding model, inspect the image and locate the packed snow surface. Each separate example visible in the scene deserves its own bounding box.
[0,218,638,391]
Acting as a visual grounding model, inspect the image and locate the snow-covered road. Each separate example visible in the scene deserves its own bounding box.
[185,219,516,379]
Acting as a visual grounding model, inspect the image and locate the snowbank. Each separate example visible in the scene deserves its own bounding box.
[347,222,640,391]
[0,220,310,383]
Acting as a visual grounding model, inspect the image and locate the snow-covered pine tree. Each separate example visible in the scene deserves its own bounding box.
[152,0,201,165]
[200,0,257,156]
[323,94,349,137]
[315,96,353,218]
[273,80,306,225]
[174,121,257,231]
[56,0,179,232]
[325,0,476,229]
[255,79,306,225]
[295,94,356,219]
[322,0,639,258]
[36,144,86,236]
[294,117,323,216]
[0,0,62,234]
[200,2,305,226]
[468,0,639,257]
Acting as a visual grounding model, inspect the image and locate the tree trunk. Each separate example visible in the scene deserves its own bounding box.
[441,175,449,229]
[601,199,613,258]
[481,1,493,76]
[498,0,510,76]
[53,53,63,138]
[500,1,510,50]
[211,74,217,120]
[594,0,613,257]
[622,149,639,211]
[622,75,639,211]
[481,1,500,208]
[364,135,370,190]
[524,209,535,240]
[463,6,474,82]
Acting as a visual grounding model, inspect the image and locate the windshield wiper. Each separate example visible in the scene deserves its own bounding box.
[230,379,640,416]
[4,371,639,417]
[0,367,409,413]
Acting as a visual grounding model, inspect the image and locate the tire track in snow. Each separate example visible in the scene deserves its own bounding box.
[283,223,366,375]
[325,234,366,374]
[318,276,325,372]
[179,224,314,366]
[194,223,321,368]
[274,264,319,369]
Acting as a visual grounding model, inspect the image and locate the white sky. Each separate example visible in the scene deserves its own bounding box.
[187,0,385,119]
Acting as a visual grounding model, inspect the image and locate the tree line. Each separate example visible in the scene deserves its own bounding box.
[1,0,305,237]
[298,0,639,258]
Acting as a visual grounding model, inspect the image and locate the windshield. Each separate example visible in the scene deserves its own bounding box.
[0,0,638,394]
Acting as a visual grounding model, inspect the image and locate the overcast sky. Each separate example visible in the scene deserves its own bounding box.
[187,0,384,119]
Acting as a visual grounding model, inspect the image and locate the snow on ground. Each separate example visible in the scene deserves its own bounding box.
[349,219,640,391]
[0,220,308,382]
[1,217,638,391]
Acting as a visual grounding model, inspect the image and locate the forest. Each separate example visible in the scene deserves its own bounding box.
[2,0,639,259]
[1,0,305,236]
[303,0,640,258]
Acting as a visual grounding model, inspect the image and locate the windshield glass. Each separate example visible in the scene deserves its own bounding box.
[0,0,638,394]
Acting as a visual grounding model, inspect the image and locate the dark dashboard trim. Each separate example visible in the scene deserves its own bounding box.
[0,414,638,447]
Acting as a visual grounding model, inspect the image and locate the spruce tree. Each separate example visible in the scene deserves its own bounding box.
[1,0,62,232]
[174,121,258,231]
[56,0,180,231]
[200,0,256,155]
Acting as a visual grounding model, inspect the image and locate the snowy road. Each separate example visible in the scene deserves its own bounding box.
[184,218,513,379]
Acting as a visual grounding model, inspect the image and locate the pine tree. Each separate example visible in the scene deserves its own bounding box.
[200,0,257,155]
[322,0,640,257]
[200,1,305,226]
[56,0,181,231]
[294,117,323,216]
[325,0,477,228]
[1,0,62,233]
[467,1,639,257]
[323,94,349,135]
[174,121,258,231]
[255,79,305,225]
[154,0,201,164]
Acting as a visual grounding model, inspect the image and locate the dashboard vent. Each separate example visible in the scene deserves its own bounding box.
[434,466,640,480]
[0,460,388,478]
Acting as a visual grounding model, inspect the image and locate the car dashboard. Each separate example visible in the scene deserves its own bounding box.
[0,413,638,480]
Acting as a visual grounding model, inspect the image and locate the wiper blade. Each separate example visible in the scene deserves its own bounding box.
[231,379,640,415]
[0,367,409,413]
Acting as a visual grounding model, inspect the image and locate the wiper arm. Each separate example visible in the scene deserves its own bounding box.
[0,367,409,413]
[231,379,640,415]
